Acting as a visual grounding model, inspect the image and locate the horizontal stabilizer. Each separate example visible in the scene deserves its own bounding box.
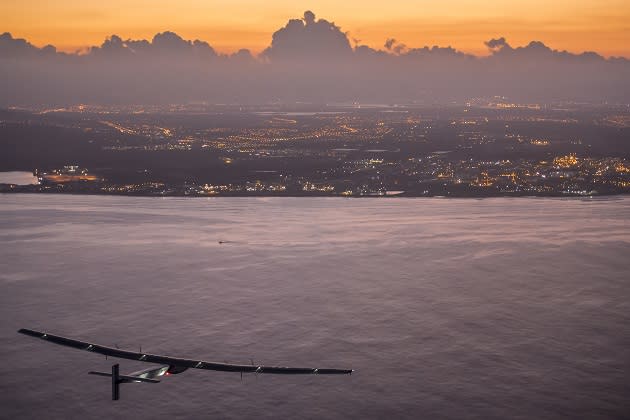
[88,371,160,383]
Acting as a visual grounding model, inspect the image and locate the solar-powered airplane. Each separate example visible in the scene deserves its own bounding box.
[18,328,353,400]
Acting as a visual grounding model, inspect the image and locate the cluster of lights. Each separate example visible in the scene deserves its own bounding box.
[553,154,579,168]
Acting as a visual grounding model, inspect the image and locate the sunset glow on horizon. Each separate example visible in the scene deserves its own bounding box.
[2,0,630,57]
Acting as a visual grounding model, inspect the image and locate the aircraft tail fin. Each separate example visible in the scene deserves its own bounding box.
[88,364,159,400]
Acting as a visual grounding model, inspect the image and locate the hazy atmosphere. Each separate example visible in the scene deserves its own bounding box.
[4,0,630,57]
[2,8,630,105]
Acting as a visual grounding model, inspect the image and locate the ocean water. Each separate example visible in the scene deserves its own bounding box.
[1,194,629,419]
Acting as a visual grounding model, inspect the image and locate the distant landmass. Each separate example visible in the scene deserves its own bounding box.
[1,104,628,197]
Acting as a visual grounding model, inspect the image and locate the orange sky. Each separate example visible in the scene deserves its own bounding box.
[2,0,630,57]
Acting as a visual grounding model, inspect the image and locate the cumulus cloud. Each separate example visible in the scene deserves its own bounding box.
[485,37,606,62]
[0,11,628,105]
[262,11,353,60]
[384,38,408,55]
[88,32,216,59]
[0,32,41,57]
[303,10,316,25]
[485,37,510,51]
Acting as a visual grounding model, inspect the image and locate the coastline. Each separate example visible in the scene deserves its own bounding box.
[2,189,628,199]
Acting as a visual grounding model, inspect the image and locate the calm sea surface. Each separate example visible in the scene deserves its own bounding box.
[1,195,629,419]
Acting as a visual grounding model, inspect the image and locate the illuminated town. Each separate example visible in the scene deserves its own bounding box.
[1,101,628,197]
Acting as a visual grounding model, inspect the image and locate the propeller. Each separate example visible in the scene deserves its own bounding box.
[250,358,258,381]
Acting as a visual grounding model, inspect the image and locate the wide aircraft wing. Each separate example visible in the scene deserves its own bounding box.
[18,328,353,375]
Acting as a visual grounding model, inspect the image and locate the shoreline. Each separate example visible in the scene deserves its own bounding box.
[2,189,628,200]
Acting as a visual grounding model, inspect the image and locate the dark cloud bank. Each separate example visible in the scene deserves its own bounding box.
[1,11,629,105]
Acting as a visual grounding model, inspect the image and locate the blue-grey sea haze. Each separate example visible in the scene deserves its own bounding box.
[1,195,629,419]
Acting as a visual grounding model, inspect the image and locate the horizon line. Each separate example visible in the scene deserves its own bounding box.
[3,29,628,61]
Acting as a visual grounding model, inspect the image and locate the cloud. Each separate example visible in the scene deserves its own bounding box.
[91,35,129,56]
[124,38,151,54]
[0,32,40,57]
[230,48,254,60]
[403,45,472,59]
[303,10,316,25]
[485,37,606,62]
[485,37,510,51]
[262,11,353,60]
[152,31,189,51]
[0,11,628,105]
[384,38,408,55]
[89,32,217,60]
